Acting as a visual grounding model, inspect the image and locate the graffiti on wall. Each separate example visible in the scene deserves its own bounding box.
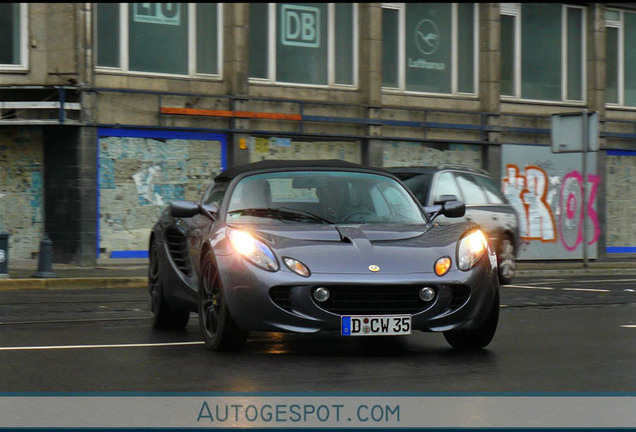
[502,145,599,260]
[503,165,601,250]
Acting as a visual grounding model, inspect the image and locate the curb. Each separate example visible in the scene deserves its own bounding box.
[0,277,148,292]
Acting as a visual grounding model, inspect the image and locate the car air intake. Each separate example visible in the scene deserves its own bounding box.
[313,284,433,315]
[166,229,192,277]
[270,286,293,311]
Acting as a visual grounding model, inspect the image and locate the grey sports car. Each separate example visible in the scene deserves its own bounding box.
[148,160,500,351]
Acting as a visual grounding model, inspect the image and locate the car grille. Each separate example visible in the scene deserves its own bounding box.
[270,286,293,312]
[166,229,192,277]
[269,284,472,315]
[315,285,432,315]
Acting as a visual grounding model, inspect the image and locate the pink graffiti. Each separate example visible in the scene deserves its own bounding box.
[558,171,601,251]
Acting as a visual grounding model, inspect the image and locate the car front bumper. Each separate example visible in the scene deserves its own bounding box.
[217,251,499,334]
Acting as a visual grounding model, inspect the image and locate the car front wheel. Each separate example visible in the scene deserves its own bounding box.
[198,251,248,351]
[149,241,190,330]
[443,291,499,350]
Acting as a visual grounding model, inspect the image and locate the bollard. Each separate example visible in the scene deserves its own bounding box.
[0,232,8,279]
[32,233,56,278]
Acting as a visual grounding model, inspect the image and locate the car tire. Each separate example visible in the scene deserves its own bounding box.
[149,241,190,330]
[497,236,516,285]
[443,291,499,350]
[198,251,248,351]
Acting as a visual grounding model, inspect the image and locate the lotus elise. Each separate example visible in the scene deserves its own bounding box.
[148,160,500,351]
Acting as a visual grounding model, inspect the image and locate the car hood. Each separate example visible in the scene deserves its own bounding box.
[227,222,476,274]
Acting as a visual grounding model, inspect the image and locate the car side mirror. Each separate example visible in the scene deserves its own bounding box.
[424,200,466,221]
[434,194,460,205]
[170,201,200,218]
[201,204,219,220]
[442,200,466,218]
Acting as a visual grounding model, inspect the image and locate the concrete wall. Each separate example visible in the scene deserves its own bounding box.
[0,127,44,260]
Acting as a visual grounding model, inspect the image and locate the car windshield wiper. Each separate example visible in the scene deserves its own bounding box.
[228,207,334,224]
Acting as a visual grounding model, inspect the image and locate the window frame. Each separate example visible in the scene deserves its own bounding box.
[605,8,627,108]
[500,3,587,104]
[0,3,28,71]
[248,3,359,89]
[94,3,224,79]
[380,3,479,97]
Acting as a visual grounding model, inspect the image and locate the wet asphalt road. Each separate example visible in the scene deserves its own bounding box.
[1,275,636,393]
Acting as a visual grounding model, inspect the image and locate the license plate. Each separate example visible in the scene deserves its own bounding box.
[341,315,411,336]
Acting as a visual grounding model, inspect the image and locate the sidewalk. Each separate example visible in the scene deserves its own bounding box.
[2,258,636,292]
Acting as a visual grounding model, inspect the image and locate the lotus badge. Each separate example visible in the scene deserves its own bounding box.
[368,265,380,272]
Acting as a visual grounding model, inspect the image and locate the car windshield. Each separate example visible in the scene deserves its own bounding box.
[226,170,428,225]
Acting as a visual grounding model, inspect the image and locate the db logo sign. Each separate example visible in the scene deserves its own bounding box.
[133,3,181,26]
[281,5,320,48]
[0,250,5,263]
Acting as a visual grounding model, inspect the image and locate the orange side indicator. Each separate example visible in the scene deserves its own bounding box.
[435,257,451,276]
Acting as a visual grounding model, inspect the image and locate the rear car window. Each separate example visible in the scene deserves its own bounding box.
[433,172,462,203]
[474,175,506,204]
[455,174,487,205]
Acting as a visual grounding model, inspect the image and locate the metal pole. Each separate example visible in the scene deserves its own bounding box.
[582,109,588,268]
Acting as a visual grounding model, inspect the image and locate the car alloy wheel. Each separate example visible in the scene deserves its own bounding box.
[149,241,190,330]
[198,251,248,351]
[497,237,516,285]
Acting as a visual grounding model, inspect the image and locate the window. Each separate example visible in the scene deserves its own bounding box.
[96,3,222,77]
[474,176,505,204]
[605,9,636,107]
[248,3,358,87]
[0,3,27,70]
[433,172,462,203]
[381,3,477,95]
[500,3,585,102]
[456,174,487,205]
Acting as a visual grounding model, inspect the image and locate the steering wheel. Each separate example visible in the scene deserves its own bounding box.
[342,209,373,223]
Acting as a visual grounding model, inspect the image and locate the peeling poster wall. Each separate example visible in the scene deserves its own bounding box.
[605,150,636,253]
[98,131,225,257]
[0,128,44,260]
[382,141,482,168]
[248,137,362,163]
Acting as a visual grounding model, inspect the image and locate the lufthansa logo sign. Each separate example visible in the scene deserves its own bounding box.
[368,265,380,272]
[415,19,440,55]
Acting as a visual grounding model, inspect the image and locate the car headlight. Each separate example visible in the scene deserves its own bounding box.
[228,229,279,271]
[457,229,488,271]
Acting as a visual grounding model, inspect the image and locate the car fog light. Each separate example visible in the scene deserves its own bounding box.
[419,287,436,302]
[313,287,330,302]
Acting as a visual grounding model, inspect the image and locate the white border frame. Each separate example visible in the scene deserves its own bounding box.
[500,3,586,104]
[380,2,479,97]
[605,8,625,108]
[94,3,224,80]
[249,3,359,89]
[0,3,29,71]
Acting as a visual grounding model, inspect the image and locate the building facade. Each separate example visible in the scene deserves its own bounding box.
[1,3,636,264]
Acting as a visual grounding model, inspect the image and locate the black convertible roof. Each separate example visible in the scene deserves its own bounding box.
[215,159,384,180]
